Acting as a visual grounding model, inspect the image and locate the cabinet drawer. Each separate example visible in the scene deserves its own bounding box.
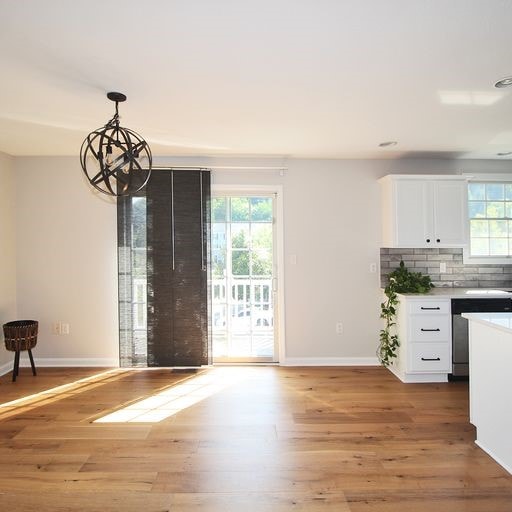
[409,315,450,342]
[409,343,450,372]
[408,300,450,315]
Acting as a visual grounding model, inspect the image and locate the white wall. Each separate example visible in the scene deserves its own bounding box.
[212,160,384,361]
[11,155,512,367]
[0,151,17,368]
[211,158,512,362]
[14,157,119,365]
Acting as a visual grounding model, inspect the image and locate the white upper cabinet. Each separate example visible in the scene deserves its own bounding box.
[379,175,468,248]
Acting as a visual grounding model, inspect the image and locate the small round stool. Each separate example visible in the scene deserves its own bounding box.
[3,320,38,382]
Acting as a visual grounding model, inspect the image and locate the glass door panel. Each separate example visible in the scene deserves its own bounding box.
[212,195,276,362]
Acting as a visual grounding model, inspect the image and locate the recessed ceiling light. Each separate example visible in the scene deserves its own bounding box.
[379,141,398,147]
[497,151,512,156]
[494,77,512,88]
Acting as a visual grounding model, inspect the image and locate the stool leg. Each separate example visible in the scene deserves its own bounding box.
[12,350,20,382]
[28,349,37,376]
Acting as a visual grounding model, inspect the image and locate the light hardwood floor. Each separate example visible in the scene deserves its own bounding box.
[0,365,511,511]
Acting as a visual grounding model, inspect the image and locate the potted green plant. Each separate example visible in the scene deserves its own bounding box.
[378,260,434,367]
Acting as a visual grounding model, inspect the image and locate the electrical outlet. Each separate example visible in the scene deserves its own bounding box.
[370,263,377,273]
[336,322,343,335]
[440,262,447,273]
[61,323,70,335]
[52,322,60,335]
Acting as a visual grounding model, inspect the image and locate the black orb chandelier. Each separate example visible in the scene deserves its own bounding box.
[80,92,152,196]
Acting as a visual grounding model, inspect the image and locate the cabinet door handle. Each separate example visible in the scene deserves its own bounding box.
[421,357,440,361]
[426,238,431,243]
[420,307,440,310]
[436,238,441,243]
[420,328,440,332]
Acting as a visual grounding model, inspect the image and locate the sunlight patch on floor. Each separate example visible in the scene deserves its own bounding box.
[0,369,126,419]
[94,368,246,423]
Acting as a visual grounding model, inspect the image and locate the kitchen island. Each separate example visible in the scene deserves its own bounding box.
[462,312,512,475]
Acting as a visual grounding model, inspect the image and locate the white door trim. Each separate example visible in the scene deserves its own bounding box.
[211,184,286,363]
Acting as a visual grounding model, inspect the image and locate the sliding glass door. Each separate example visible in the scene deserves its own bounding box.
[211,194,277,362]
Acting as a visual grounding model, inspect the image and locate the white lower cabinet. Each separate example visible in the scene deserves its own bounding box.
[389,295,451,383]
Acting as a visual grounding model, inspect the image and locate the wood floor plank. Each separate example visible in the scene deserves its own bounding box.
[12,424,152,440]
[345,489,512,512]
[0,491,351,512]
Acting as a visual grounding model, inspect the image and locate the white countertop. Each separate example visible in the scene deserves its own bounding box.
[394,288,512,299]
[462,312,512,334]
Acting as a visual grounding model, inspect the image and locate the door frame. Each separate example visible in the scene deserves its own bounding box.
[211,184,285,363]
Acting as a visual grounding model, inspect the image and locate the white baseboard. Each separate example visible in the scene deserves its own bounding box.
[1,356,379,375]
[30,358,118,367]
[387,364,449,383]
[281,357,379,366]
[0,358,118,376]
[475,440,512,476]
[0,361,11,377]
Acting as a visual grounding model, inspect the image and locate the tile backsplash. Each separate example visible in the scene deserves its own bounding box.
[380,248,512,288]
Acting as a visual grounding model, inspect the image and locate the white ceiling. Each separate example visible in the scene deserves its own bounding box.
[2,0,512,159]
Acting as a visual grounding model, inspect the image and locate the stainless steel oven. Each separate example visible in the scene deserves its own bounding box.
[450,298,512,378]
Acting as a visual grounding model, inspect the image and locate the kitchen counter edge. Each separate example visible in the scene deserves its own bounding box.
[380,288,512,299]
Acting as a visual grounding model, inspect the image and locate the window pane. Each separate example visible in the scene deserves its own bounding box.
[232,251,249,275]
[252,250,272,276]
[254,285,261,302]
[231,224,250,248]
[490,238,508,256]
[232,284,248,302]
[468,183,485,200]
[486,184,505,200]
[212,198,227,222]
[131,197,146,248]
[213,304,227,328]
[470,219,489,237]
[133,249,146,276]
[469,182,512,259]
[230,198,250,221]
[250,197,273,221]
[212,249,226,278]
[212,223,226,250]
[471,238,489,256]
[486,202,505,218]
[469,201,486,218]
[251,224,272,249]
[489,220,508,237]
